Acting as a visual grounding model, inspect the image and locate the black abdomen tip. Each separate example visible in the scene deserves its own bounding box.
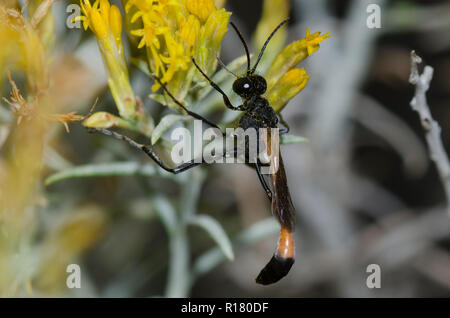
[255,255,295,285]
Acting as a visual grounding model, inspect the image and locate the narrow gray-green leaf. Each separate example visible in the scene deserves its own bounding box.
[280,134,309,145]
[152,195,178,235]
[188,214,234,261]
[152,195,190,297]
[151,114,189,145]
[45,162,157,185]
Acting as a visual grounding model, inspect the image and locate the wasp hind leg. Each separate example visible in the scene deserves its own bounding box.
[250,161,273,201]
[87,128,202,174]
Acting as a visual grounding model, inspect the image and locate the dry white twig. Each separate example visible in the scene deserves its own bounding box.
[409,50,450,215]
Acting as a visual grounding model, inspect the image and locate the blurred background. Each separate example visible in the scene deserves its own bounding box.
[1,0,450,297]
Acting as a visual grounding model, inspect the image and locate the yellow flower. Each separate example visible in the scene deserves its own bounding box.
[127,0,182,83]
[179,14,200,51]
[77,0,110,39]
[265,28,330,91]
[265,68,309,112]
[193,8,231,81]
[304,28,330,56]
[186,0,216,22]
[160,33,191,83]
[109,5,123,42]
[76,0,139,121]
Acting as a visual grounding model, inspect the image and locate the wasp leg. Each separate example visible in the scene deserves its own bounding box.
[88,128,202,174]
[191,58,244,112]
[254,161,273,201]
[90,128,274,203]
[151,74,222,131]
[243,161,273,202]
[278,113,290,135]
[227,142,273,201]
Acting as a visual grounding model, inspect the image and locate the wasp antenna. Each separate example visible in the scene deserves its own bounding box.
[251,18,290,74]
[230,21,251,75]
[216,54,238,78]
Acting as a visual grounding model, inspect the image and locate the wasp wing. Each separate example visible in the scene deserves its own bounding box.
[255,129,296,285]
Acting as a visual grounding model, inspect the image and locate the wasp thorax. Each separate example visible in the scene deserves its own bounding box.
[233,75,267,98]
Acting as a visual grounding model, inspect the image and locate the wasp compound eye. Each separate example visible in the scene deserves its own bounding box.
[233,77,254,98]
[251,75,267,95]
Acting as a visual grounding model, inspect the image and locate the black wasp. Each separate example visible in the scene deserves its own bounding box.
[90,19,295,285]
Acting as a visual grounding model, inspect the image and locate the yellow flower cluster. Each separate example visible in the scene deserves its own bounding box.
[126,0,231,96]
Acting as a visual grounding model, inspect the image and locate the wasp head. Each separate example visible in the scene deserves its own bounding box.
[232,75,267,99]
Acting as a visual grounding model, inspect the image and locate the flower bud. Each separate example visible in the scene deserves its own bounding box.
[266,68,309,112]
[83,111,128,129]
[89,8,108,39]
[109,5,123,41]
[265,29,330,90]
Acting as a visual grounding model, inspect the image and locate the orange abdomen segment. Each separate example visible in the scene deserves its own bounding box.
[255,228,295,285]
[277,228,295,259]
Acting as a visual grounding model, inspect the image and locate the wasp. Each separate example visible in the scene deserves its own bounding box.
[90,19,295,285]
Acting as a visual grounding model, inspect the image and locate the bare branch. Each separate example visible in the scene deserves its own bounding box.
[409,50,450,215]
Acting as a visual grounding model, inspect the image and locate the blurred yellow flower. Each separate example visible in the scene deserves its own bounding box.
[253,0,289,71]
[34,206,106,293]
[3,72,96,132]
[0,3,107,297]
